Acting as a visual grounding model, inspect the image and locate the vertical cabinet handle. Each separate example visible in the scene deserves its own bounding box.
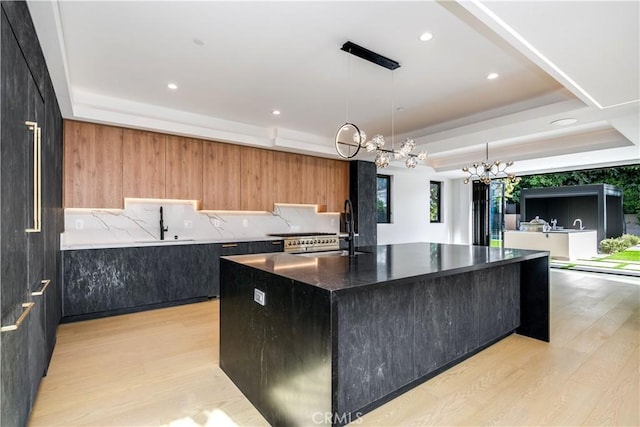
[1,302,35,332]
[31,279,51,296]
[222,243,239,248]
[25,121,42,233]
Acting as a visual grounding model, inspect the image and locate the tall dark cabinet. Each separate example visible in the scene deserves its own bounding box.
[0,1,63,425]
[349,160,377,247]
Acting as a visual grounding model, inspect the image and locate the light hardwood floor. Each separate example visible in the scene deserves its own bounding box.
[29,270,639,426]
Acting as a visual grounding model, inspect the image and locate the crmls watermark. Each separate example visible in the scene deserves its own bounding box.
[312,411,363,425]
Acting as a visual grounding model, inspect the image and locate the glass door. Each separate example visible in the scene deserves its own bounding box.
[489,181,505,247]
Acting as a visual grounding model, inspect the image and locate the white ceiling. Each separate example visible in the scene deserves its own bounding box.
[28,1,640,178]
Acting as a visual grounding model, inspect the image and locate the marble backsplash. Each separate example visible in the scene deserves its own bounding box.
[62,199,341,249]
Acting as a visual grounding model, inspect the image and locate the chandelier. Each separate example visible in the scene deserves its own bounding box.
[334,41,427,169]
[363,134,427,169]
[462,143,518,184]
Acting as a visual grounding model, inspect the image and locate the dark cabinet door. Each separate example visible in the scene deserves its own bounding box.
[42,82,62,366]
[219,242,249,256]
[249,240,284,254]
[1,3,63,423]
[193,244,220,297]
[25,43,47,407]
[1,8,36,424]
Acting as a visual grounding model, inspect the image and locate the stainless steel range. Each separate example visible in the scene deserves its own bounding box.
[268,232,340,253]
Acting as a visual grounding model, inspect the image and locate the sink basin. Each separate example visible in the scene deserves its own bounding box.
[295,250,368,258]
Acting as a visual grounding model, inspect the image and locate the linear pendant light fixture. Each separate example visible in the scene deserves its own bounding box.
[340,41,400,70]
[334,41,426,168]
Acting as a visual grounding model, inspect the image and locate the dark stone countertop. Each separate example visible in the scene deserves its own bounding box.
[223,242,548,292]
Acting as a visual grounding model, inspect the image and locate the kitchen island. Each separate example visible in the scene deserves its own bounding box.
[220,242,549,426]
[504,229,597,260]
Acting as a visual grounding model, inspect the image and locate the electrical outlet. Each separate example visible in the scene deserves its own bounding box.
[254,289,266,306]
[242,219,249,228]
[75,219,84,230]
[213,219,220,228]
[184,220,193,229]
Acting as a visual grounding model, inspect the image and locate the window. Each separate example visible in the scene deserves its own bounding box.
[430,181,442,223]
[377,175,391,223]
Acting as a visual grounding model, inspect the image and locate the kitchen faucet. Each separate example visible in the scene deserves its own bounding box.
[160,206,168,240]
[344,199,356,258]
[573,218,584,230]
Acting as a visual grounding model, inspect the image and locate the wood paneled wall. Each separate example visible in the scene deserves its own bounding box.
[63,120,350,212]
[122,129,166,199]
[166,136,202,200]
[64,121,123,208]
[202,142,241,210]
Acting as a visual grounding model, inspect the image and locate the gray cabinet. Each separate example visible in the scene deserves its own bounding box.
[0,1,63,425]
[62,245,209,319]
[62,240,284,320]
[1,5,41,424]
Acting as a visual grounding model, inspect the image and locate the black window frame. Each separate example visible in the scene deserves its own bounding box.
[377,174,392,224]
[430,181,442,223]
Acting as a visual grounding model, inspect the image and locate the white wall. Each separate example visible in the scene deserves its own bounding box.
[377,166,454,245]
[376,166,474,245]
[449,179,473,245]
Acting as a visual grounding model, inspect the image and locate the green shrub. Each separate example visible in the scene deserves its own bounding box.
[621,233,640,246]
[599,238,625,254]
[599,234,640,254]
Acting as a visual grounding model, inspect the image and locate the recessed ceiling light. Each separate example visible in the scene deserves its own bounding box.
[272,110,281,116]
[396,106,405,112]
[487,73,499,80]
[419,32,433,42]
[550,118,578,126]
[167,83,178,90]
[193,38,204,46]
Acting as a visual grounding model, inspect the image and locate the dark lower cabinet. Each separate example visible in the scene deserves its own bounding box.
[0,324,30,426]
[0,2,63,425]
[62,240,284,321]
[62,245,210,319]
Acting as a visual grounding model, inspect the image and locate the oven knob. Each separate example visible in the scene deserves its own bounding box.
[313,240,318,244]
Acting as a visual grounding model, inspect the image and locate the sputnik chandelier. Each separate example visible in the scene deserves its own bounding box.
[462,143,519,184]
[334,41,427,169]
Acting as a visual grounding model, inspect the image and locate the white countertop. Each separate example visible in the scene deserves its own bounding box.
[60,236,283,250]
[61,233,353,251]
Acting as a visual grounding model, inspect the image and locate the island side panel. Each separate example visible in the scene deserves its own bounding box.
[477,264,521,346]
[220,259,333,426]
[334,280,416,419]
[517,256,550,342]
[335,263,522,419]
